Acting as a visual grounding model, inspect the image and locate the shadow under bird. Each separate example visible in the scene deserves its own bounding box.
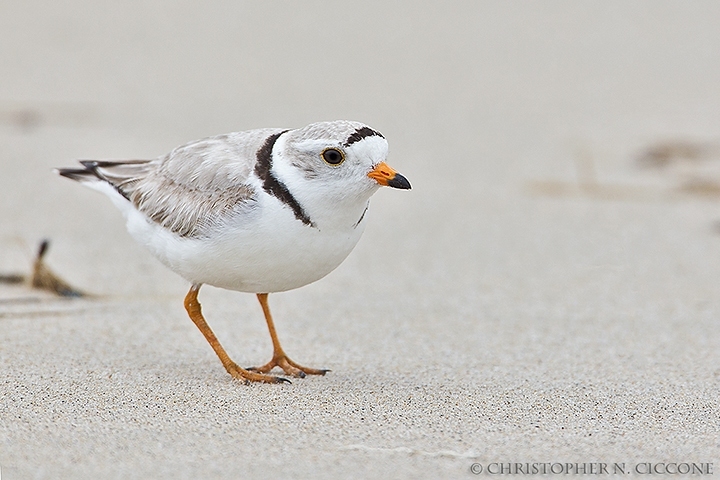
[57,121,410,383]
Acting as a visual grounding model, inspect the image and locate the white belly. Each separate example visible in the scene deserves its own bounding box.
[125,196,367,293]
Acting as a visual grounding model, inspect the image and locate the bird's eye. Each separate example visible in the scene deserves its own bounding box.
[321,148,345,166]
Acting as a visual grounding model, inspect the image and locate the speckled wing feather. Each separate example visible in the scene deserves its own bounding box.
[75,128,286,237]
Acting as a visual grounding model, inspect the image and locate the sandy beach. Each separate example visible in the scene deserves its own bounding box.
[1,2,719,478]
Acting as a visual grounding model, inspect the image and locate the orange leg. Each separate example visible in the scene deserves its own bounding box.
[247,293,329,378]
[184,284,289,384]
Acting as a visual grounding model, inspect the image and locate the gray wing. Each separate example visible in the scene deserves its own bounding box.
[61,128,284,237]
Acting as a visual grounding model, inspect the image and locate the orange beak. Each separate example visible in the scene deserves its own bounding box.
[368,162,411,189]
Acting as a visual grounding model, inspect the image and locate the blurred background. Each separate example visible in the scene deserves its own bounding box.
[2,2,720,478]
[2,2,720,294]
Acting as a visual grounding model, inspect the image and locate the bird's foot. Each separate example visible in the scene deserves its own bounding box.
[248,354,329,378]
[225,361,291,384]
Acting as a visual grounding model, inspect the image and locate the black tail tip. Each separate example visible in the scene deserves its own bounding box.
[56,166,93,181]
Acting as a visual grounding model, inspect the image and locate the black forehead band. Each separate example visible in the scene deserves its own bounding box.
[343,127,384,147]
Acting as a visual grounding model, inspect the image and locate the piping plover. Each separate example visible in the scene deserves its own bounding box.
[57,121,410,383]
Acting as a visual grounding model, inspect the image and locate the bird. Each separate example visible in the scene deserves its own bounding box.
[57,120,410,384]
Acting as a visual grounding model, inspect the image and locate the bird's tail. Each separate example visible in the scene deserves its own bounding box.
[55,160,151,201]
[56,161,100,183]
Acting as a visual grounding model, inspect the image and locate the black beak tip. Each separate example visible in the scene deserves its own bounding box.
[387,173,411,190]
